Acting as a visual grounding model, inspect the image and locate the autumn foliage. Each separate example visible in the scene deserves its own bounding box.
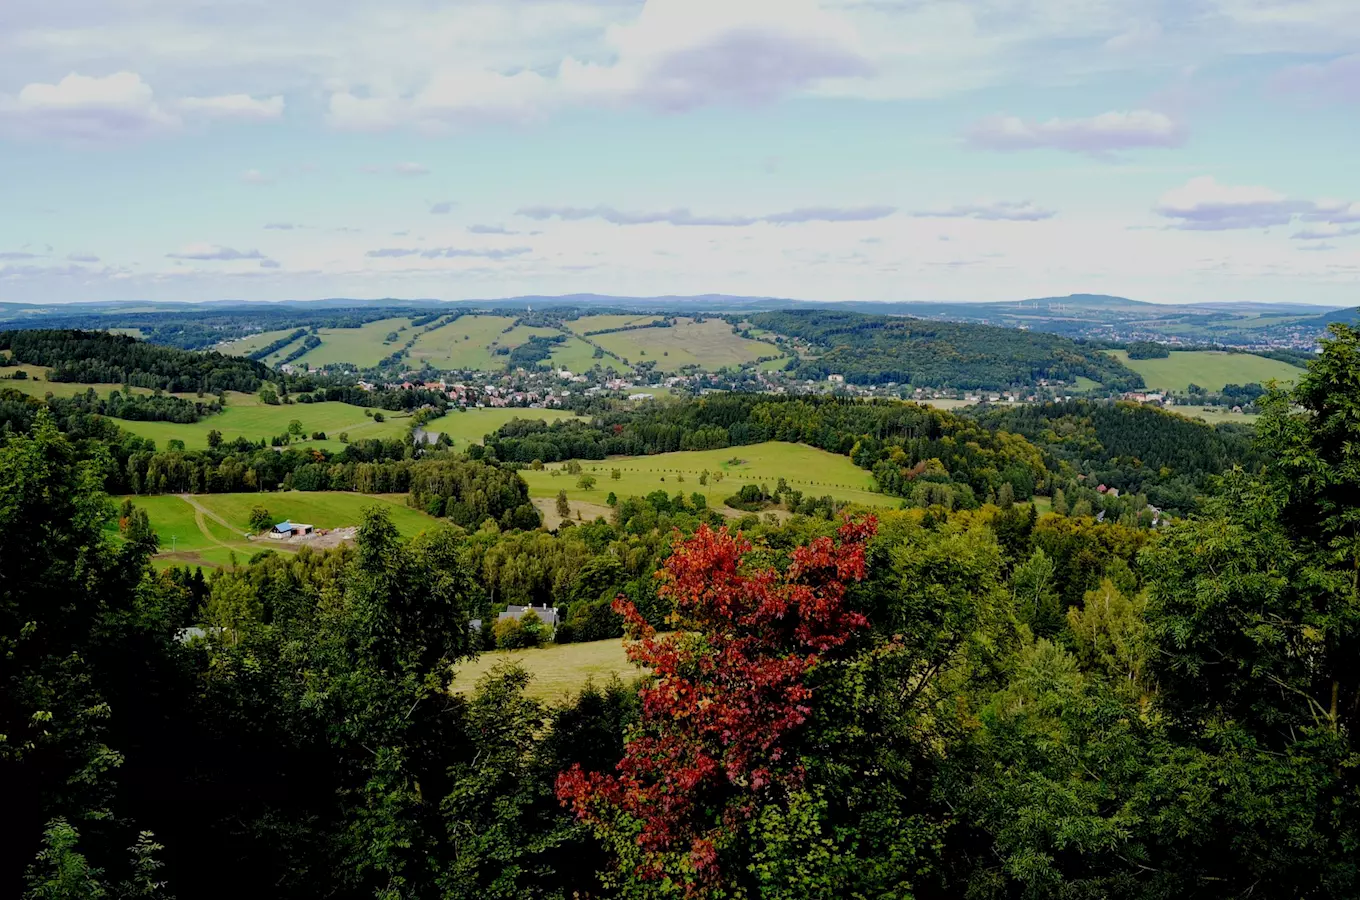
[556,517,876,892]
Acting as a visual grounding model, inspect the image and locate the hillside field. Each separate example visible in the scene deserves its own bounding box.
[407,315,601,373]
[567,314,663,334]
[123,491,437,570]
[116,394,413,452]
[520,441,892,511]
[433,408,581,452]
[291,316,417,368]
[1107,349,1301,392]
[451,638,636,701]
[215,328,305,358]
[587,318,774,371]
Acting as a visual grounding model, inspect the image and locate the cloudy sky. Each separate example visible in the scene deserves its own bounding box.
[2,0,1358,305]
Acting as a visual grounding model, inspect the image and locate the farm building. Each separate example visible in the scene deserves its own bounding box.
[268,521,315,539]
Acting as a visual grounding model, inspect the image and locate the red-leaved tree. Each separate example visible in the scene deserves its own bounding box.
[556,517,877,893]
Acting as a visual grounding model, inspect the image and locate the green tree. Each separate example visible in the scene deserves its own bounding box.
[577,474,597,491]
[555,490,570,520]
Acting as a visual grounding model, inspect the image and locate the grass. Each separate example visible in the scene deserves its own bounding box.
[1174,406,1262,426]
[588,319,772,372]
[544,336,604,373]
[0,366,223,402]
[116,398,413,451]
[293,317,417,368]
[216,328,304,357]
[435,408,581,452]
[123,491,439,570]
[567,314,663,334]
[451,638,637,702]
[1072,376,1101,392]
[520,441,894,511]
[409,315,519,370]
[757,356,792,372]
[1107,350,1301,392]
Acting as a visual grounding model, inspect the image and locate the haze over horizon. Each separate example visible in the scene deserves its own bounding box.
[3,0,1358,306]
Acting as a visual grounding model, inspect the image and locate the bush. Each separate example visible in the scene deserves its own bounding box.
[562,597,623,643]
[493,610,547,649]
[248,505,272,532]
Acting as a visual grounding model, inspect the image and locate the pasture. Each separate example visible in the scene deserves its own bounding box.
[1107,350,1301,392]
[519,441,893,511]
[587,318,773,371]
[291,316,417,368]
[408,314,518,370]
[567,314,662,334]
[216,328,305,358]
[451,638,636,702]
[124,491,438,570]
[435,407,581,452]
[115,396,412,451]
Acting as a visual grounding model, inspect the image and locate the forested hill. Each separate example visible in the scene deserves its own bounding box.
[0,329,270,393]
[966,400,1263,512]
[751,308,1143,390]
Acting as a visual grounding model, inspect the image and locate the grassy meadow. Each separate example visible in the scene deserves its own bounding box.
[587,319,773,371]
[451,638,637,701]
[567,314,663,334]
[216,328,305,358]
[290,317,417,368]
[520,441,893,511]
[434,408,581,452]
[1107,350,1301,392]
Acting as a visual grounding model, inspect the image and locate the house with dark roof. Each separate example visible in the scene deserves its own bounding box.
[497,604,561,629]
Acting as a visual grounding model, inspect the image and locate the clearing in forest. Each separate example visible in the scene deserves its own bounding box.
[123,491,438,570]
[452,638,636,701]
[519,440,891,511]
[586,318,774,371]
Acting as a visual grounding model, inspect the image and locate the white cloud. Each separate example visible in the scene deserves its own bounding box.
[393,161,430,176]
[1154,176,1312,230]
[240,169,272,185]
[166,243,266,261]
[967,110,1185,156]
[179,93,284,120]
[0,71,177,139]
[912,200,1057,222]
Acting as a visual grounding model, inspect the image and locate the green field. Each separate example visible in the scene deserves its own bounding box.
[588,319,773,372]
[217,328,304,358]
[520,441,892,512]
[116,396,413,452]
[452,638,637,701]
[1107,350,1301,392]
[291,317,417,368]
[757,356,792,372]
[409,315,518,370]
[122,491,439,570]
[1,366,212,401]
[567,314,663,335]
[435,407,581,451]
[1174,406,1262,426]
[543,335,603,373]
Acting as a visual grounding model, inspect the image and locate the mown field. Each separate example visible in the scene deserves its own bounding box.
[406,315,601,373]
[451,638,636,701]
[1,365,189,400]
[519,441,892,511]
[1107,350,1301,392]
[567,314,663,334]
[586,318,776,372]
[435,408,581,451]
[123,491,438,570]
[215,328,304,358]
[290,316,417,368]
[116,393,413,451]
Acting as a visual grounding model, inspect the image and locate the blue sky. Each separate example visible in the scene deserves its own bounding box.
[2,0,1358,305]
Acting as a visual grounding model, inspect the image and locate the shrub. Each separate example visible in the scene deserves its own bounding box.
[248,505,272,532]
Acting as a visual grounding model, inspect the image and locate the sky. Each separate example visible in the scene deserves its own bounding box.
[1,0,1358,306]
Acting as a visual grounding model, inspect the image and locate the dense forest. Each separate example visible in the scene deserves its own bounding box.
[750,308,1145,390]
[6,327,1360,898]
[0,329,272,393]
